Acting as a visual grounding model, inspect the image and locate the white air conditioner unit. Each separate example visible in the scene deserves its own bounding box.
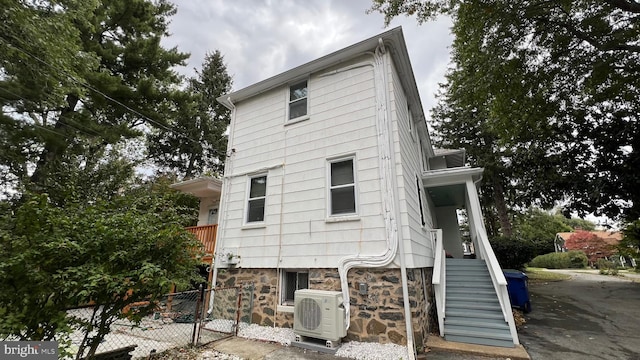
[293,289,346,344]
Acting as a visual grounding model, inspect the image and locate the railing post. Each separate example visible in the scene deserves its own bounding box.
[235,286,242,336]
[192,284,204,345]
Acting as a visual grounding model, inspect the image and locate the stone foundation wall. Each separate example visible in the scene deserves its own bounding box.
[214,267,433,348]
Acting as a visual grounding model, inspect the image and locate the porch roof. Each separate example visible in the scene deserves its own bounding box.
[170,177,222,199]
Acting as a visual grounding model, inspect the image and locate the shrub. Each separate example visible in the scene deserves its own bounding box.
[529,251,588,269]
[489,236,537,270]
[596,258,619,275]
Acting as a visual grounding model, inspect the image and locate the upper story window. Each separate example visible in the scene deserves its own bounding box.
[329,157,357,215]
[246,175,267,223]
[288,80,308,120]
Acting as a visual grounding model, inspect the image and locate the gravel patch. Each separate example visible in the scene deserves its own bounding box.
[205,320,410,360]
[335,341,409,360]
[204,320,295,346]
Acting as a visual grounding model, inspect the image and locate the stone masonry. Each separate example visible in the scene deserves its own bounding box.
[214,267,433,349]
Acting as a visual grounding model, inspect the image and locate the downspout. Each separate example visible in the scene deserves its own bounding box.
[335,40,415,360]
[208,96,237,314]
[274,128,288,326]
[380,41,416,360]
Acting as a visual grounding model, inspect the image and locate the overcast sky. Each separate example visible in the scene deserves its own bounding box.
[164,0,453,120]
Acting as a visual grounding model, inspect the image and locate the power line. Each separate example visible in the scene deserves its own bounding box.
[0,87,102,138]
[0,29,209,149]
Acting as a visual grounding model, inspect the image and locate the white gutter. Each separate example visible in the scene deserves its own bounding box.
[335,40,415,360]
[208,97,237,314]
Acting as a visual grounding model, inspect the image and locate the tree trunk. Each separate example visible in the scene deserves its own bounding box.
[492,176,513,237]
[30,94,79,186]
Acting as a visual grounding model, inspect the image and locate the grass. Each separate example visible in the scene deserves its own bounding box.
[524,267,571,282]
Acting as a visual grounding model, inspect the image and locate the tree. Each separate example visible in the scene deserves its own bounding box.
[0,0,190,194]
[370,0,640,227]
[566,230,616,266]
[147,51,233,178]
[0,182,200,358]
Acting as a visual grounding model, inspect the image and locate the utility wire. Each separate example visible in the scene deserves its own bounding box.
[0,29,210,149]
[0,87,102,138]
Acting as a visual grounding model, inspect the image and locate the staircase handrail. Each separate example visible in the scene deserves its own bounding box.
[465,180,519,345]
[430,229,445,337]
[474,227,520,345]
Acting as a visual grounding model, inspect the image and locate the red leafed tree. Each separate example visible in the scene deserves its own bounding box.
[566,231,616,266]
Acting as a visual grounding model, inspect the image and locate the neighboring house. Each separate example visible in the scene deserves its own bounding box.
[174,27,520,356]
[170,177,222,285]
[555,231,623,253]
[555,230,628,266]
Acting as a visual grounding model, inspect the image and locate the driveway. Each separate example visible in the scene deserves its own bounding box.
[519,270,640,360]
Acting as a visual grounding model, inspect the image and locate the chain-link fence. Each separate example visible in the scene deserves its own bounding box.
[67,289,202,359]
[196,283,255,346]
[64,284,255,358]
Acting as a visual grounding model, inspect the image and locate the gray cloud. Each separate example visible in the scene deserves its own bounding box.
[164,0,453,119]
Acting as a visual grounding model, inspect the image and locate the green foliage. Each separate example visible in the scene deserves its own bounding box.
[0,185,201,358]
[529,251,588,269]
[511,209,596,257]
[371,0,640,223]
[489,236,537,270]
[596,258,618,275]
[621,219,640,250]
[147,50,233,178]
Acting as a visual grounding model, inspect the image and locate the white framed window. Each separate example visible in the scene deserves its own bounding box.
[288,80,308,120]
[281,270,309,306]
[246,175,267,223]
[328,157,357,216]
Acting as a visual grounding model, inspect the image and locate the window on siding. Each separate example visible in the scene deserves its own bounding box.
[246,175,266,222]
[416,176,426,226]
[288,80,308,120]
[329,158,356,215]
[282,270,309,305]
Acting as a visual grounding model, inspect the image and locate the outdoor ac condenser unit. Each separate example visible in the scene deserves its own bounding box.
[293,289,346,345]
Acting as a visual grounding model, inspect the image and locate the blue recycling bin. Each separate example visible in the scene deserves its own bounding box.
[503,270,531,313]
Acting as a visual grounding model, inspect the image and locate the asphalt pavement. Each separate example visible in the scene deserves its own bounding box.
[519,270,640,360]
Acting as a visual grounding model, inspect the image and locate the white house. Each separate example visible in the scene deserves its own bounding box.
[178,27,519,358]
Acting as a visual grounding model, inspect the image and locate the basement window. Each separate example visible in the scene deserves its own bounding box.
[281,270,309,306]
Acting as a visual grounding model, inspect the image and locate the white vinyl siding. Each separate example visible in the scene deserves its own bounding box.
[388,58,434,268]
[218,56,387,268]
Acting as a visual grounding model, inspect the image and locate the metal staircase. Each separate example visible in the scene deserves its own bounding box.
[443,258,514,347]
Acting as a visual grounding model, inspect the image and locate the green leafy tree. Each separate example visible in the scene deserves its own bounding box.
[370,0,640,228]
[0,0,189,194]
[0,183,200,358]
[147,51,233,178]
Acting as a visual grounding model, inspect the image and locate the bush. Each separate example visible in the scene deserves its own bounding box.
[490,236,537,270]
[529,251,588,269]
[596,258,619,275]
